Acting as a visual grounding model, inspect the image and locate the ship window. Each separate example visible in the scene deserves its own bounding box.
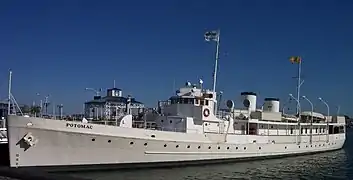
[259,147,261,150]
[108,140,111,143]
[92,138,95,141]
[198,146,201,149]
[208,146,211,149]
[301,128,303,134]
[176,145,179,148]
[144,143,148,146]
[227,147,230,150]
[195,99,199,104]
[290,128,293,134]
[244,147,247,150]
[187,145,190,148]
[218,146,220,149]
[316,128,318,133]
[130,142,134,145]
[205,100,209,106]
[164,144,167,147]
[200,100,204,105]
[305,128,307,133]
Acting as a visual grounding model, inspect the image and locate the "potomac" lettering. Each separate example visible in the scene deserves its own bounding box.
[66,123,93,129]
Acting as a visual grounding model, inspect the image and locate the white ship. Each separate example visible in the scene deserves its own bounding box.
[5,31,346,171]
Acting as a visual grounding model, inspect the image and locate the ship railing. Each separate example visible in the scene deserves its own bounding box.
[83,120,158,130]
[216,110,231,119]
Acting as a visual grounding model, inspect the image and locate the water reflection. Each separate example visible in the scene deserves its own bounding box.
[69,148,350,180]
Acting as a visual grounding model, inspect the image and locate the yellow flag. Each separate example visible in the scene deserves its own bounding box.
[289,56,301,64]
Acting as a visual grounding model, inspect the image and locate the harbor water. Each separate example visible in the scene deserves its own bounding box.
[65,129,353,180]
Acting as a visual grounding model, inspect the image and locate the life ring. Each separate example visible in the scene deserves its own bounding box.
[203,108,210,117]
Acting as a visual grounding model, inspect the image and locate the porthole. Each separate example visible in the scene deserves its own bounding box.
[144,143,148,146]
[218,146,220,149]
[176,145,179,148]
[198,146,201,149]
[130,142,134,145]
[236,147,239,150]
[306,145,308,148]
[161,120,164,122]
[92,138,95,141]
[244,147,247,150]
[259,147,261,150]
[208,146,211,149]
[169,120,172,123]
[285,146,287,149]
[108,140,111,143]
[164,144,167,147]
[298,146,300,148]
[227,147,230,150]
[187,145,190,148]
[311,145,313,147]
[151,135,155,138]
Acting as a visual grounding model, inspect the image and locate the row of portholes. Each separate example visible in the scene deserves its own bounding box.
[92,138,337,150]
[284,142,336,149]
[93,138,255,150]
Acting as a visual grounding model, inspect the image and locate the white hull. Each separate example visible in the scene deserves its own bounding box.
[7,115,345,171]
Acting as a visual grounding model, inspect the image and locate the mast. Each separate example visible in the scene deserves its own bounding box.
[296,61,302,114]
[212,29,220,93]
[7,70,12,116]
[292,56,304,115]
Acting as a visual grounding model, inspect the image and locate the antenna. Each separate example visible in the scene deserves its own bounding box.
[113,80,116,88]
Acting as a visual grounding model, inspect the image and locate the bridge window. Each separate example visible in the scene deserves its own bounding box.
[170,98,195,104]
[195,99,199,104]
[205,100,209,106]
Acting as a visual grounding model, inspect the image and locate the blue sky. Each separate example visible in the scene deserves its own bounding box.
[0,0,352,116]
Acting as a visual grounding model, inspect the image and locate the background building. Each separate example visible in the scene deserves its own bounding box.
[84,87,144,120]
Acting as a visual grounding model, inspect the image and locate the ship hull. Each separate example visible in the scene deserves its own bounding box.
[6,116,346,172]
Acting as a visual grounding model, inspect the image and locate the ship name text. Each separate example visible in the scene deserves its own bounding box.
[66,123,93,129]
